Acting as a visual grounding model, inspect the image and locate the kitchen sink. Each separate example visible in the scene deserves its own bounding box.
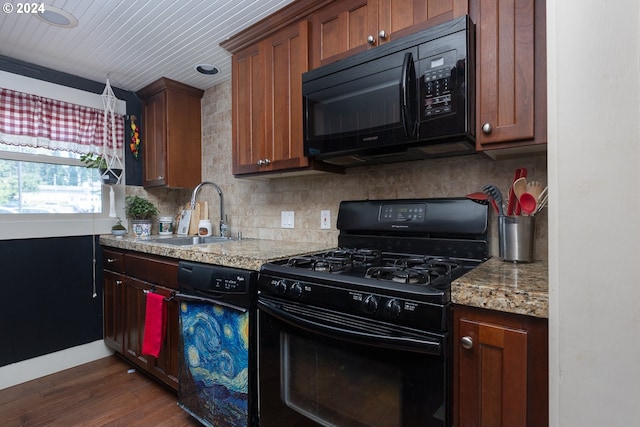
[157,236,232,246]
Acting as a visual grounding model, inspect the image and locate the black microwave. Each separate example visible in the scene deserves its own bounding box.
[303,16,475,167]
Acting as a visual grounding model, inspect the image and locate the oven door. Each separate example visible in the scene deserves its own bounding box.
[257,297,449,427]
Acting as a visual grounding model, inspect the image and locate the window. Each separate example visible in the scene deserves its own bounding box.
[0,71,127,239]
[0,146,103,214]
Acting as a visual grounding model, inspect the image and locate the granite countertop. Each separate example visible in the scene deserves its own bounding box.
[452,257,549,318]
[102,235,549,318]
[99,234,332,271]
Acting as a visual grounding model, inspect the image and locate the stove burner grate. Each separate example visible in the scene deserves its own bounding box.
[287,249,383,273]
[365,266,438,285]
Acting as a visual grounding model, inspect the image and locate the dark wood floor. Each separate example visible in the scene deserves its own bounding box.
[0,355,201,427]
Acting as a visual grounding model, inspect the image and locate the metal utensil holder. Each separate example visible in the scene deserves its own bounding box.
[498,215,536,262]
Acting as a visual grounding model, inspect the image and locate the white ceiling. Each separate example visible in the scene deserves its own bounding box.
[0,0,294,92]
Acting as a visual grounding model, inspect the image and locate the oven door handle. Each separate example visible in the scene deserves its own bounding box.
[258,299,442,355]
[175,292,248,313]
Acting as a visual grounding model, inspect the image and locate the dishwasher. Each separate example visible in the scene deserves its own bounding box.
[176,260,258,427]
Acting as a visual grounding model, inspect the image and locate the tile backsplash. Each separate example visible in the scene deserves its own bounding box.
[129,80,548,260]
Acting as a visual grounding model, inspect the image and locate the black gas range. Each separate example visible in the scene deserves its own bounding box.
[258,198,489,332]
[256,198,489,427]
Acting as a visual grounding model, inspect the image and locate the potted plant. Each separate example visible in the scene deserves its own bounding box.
[80,153,122,185]
[111,218,127,237]
[125,195,158,238]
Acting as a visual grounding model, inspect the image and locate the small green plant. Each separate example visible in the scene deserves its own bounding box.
[80,153,108,169]
[111,218,126,231]
[125,195,159,220]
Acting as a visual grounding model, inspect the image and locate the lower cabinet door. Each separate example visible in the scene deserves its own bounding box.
[123,278,153,371]
[103,270,124,353]
[151,286,179,389]
[453,305,548,427]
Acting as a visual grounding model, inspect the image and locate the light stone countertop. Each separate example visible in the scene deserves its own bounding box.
[99,234,332,271]
[101,235,549,318]
[452,257,549,318]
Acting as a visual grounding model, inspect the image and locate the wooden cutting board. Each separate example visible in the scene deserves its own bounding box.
[187,202,200,235]
[178,201,210,235]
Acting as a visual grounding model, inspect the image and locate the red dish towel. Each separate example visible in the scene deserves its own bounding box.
[141,292,167,358]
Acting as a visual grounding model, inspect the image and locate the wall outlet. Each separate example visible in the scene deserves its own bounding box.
[320,210,331,229]
[281,211,295,229]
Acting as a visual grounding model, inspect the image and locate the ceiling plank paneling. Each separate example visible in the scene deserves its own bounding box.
[0,0,295,91]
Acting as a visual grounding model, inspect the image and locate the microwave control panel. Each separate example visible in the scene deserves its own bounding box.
[421,49,458,118]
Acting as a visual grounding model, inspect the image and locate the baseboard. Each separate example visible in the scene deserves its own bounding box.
[0,340,113,390]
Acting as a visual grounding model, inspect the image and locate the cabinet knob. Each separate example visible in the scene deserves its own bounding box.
[461,336,474,350]
[482,123,493,134]
[379,30,387,40]
[367,35,375,45]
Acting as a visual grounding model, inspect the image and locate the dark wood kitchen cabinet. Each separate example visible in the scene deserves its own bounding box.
[229,20,340,177]
[470,0,547,155]
[230,20,310,175]
[222,2,342,177]
[453,305,548,427]
[102,248,180,391]
[103,249,125,354]
[308,0,468,68]
[137,77,204,188]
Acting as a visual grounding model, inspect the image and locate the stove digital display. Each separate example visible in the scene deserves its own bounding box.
[379,204,426,222]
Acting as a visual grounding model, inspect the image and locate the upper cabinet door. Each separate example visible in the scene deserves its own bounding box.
[231,21,311,175]
[474,0,544,150]
[264,20,310,171]
[141,91,166,187]
[138,78,203,189]
[309,0,467,69]
[231,42,268,175]
[377,0,468,43]
[309,0,377,69]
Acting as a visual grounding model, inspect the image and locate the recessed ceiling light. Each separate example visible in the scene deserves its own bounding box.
[35,5,78,28]
[195,64,219,75]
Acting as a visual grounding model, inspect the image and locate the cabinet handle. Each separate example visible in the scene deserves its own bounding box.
[115,280,123,286]
[379,30,387,40]
[367,35,375,45]
[482,123,493,134]
[461,336,474,350]
[157,176,164,180]
[106,258,116,263]
[257,159,271,166]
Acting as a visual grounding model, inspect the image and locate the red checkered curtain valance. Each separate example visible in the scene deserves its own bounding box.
[0,87,124,155]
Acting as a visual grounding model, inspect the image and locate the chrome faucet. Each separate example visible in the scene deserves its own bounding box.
[190,181,227,237]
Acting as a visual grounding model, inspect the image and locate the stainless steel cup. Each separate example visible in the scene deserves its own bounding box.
[498,215,535,262]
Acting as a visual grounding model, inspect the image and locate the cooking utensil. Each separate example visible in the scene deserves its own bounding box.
[482,184,504,216]
[466,192,489,202]
[533,186,548,214]
[467,191,500,214]
[519,192,537,215]
[512,176,528,200]
[506,168,527,215]
[526,180,544,201]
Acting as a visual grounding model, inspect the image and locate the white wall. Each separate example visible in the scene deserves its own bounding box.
[548,1,640,425]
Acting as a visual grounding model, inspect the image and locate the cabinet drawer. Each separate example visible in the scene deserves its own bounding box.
[103,249,124,273]
[125,252,179,290]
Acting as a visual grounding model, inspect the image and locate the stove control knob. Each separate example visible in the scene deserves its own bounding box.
[362,295,379,314]
[274,279,288,295]
[384,299,402,319]
[290,282,303,298]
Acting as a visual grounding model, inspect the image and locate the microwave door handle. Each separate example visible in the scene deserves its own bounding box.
[401,51,418,137]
